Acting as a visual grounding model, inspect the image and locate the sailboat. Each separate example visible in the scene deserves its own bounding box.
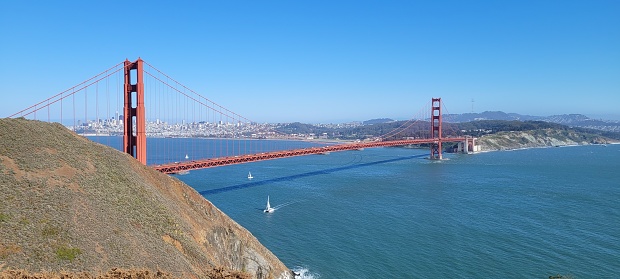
[264,196,274,213]
[185,154,189,160]
[248,171,253,180]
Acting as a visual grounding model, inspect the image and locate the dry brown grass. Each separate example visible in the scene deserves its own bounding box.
[205,267,251,279]
[0,268,174,278]
[0,264,252,278]
[0,118,291,279]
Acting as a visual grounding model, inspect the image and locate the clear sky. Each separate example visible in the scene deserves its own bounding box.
[1,0,619,123]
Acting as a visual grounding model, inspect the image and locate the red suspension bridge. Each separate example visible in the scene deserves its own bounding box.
[9,58,476,174]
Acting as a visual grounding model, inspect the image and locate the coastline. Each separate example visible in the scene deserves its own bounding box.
[474,129,617,153]
[476,142,617,153]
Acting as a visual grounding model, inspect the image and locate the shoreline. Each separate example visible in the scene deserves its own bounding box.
[476,142,617,153]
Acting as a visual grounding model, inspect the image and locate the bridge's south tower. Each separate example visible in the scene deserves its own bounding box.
[430,98,442,160]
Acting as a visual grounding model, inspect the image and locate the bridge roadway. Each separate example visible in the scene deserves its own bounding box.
[153,137,467,174]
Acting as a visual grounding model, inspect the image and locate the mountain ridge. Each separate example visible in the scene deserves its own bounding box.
[443,111,620,132]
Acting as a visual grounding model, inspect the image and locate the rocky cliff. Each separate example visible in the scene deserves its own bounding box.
[0,118,292,279]
[477,129,613,151]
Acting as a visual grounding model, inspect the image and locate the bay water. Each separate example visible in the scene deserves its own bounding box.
[92,137,620,278]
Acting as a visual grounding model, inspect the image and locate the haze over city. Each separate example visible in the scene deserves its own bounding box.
[1,1,618,123]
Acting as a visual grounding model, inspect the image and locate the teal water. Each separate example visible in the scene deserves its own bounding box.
[92,136,619,278]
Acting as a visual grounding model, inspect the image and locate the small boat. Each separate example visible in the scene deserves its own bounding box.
[248,171,253,179]
[264,196,274,213]
[185,154,189,160]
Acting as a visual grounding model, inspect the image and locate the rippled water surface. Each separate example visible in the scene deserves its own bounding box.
[153,141,619,278]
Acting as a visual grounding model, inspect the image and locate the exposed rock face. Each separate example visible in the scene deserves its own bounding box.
[0,118,292,279]
[477,129,612,151]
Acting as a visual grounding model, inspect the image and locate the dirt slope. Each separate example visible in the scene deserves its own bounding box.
[0,118,292,279]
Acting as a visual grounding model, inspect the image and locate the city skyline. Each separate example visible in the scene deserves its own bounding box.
[1,1,619,122]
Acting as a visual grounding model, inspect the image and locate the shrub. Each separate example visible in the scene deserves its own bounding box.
[0,212,8,222]
[55,245,81,261]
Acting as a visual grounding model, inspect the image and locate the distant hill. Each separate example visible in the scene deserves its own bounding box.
[362,118,394,125]
[0,118,292,279]
[276,122,329,135]
[543,114,620,132]
[270,112,619,140]
[444,111,540,122]
[445,111,620,133]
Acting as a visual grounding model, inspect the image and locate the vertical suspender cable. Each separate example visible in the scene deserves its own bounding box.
[215,103,217,157]
[226,115,229,157]
[222,107,224,157]
[84,87,87,136]
[96,82,99,138]
[144,72,148,164]
[73,89,75,132]
[106,69,109,147]
[152,70,157,164]
[192,98,195,160]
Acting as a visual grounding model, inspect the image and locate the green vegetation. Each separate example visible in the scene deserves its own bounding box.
[0,212,8,222]
[277,122,332,135]
[41,225,60,237]
[457,120,565,135]
[55,245,81,261]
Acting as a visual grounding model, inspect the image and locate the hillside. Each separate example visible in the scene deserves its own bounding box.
[477,129,613,151]
[0,118,293,279]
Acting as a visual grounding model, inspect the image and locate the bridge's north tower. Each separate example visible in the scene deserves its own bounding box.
[123,58,146,164]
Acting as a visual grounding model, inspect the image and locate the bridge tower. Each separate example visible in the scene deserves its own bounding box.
[123,58,146,165]
[430,98,442,160]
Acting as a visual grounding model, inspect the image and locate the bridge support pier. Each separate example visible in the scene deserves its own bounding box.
[430,98,442,160]
[457,137,477,154]
[123,58,146,165]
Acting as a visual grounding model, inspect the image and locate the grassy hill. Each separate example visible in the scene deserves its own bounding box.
[0,118,292,279]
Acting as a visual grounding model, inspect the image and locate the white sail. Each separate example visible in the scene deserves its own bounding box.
[264,195,274,213]
[248,171,253,179]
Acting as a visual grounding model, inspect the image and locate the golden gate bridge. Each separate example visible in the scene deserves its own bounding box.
[8,58,476,174]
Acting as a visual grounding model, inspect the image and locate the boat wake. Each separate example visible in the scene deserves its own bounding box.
[272,200,298,211]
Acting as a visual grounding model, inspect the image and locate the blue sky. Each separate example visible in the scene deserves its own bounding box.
[1,0,619,123]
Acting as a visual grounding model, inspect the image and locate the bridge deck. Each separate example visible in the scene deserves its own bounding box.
[153,137,467,174]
